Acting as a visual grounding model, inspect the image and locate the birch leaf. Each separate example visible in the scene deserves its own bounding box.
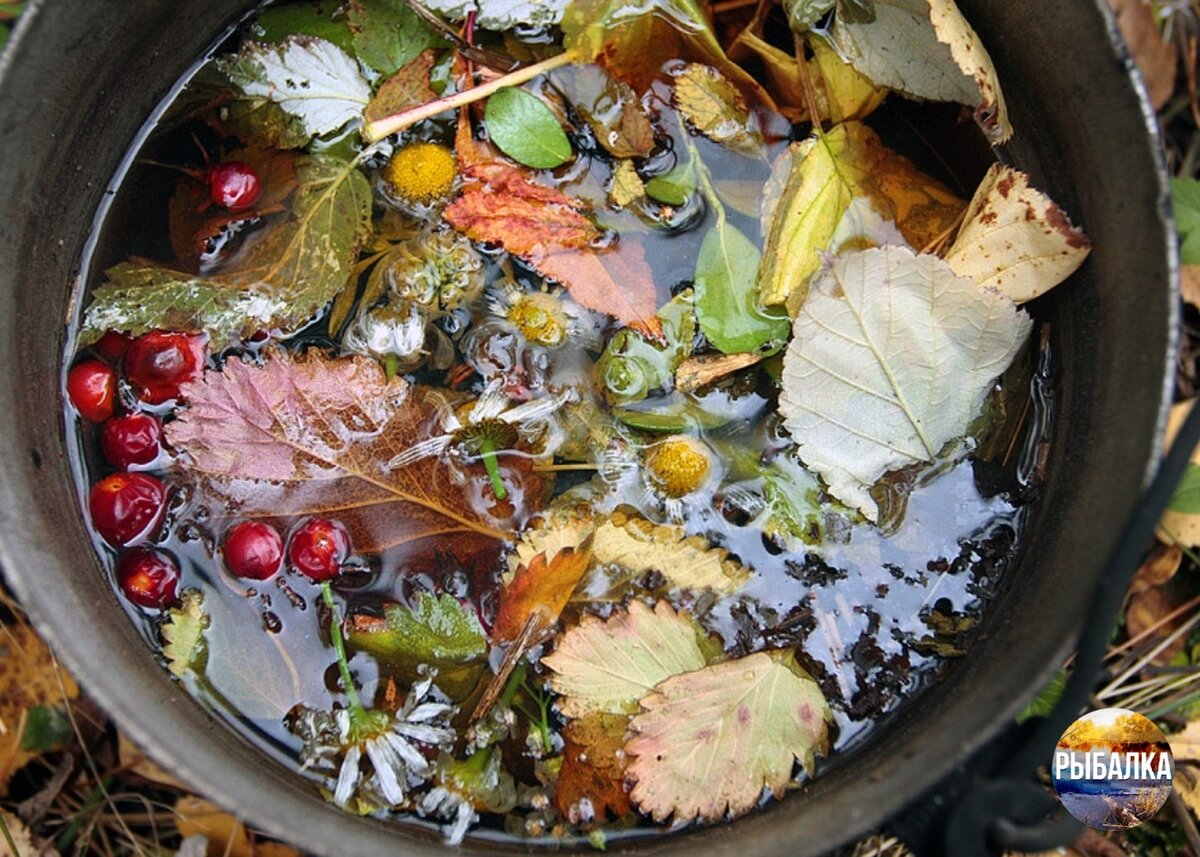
[542,600,714,717]
[827,0,1011,143]
[673,63,764,156]
[162,590,210,678]
[779,246,1031,520]
[224,37,371,137]
[945,164,1092,303]
[608,159,645,208]
[624,649,831,823]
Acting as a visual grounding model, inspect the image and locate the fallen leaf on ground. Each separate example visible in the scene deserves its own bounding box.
[364,50,438,126]
[625,649,831,824]
[542,600,714,717]
[174,795,301,857]
[1158,400,1200,547]
[1129,543,1183,597]
[0,624,79,796]
[493,543,593,644]
[1108,0,1176,110]
[945,164,1091,303]
[554,712,633,823]
[167,349,537,567]
[779,245,1031,520]
[0,808,51,857]
[118,731,191,791]
[1126,585,1189,665]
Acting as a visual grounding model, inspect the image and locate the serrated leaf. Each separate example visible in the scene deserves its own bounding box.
[695,220,789,354]
[255,1,356,55]
[417,0,570,30]
[176,62,313,150]
[562,64,655,159]
[348,0,434,75]
[542,600,714,717]
[225,37,371,138]
[364,50,438,126]
[608,160,645,209]
[555,712,633,823]
[493,543,593,643]
[624,649,831,823]
[162,589,210,678]
[672,63,763,156]
[484,87,573,169]
[166,350,542,567]
[945,164,1091,303]
[81,156,371,349]
[779,246,1031,520]
[827,0,1011,143]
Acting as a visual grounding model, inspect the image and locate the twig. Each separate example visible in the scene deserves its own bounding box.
[1170,788,1200,856]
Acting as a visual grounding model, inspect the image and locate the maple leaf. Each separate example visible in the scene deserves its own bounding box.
[166,349,544,567]
[542,600,715,718]
[364,50,438,127]
[624,649,832,824]
[492,542,593,644]
[555,712,632,823]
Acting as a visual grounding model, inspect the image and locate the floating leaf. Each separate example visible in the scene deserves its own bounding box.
[826,0,1011,143]
[561,64,655,159]
[484,87,573,169]
[255,1,356,55]
[81,156,371,348]
[1173,177,1200,265]
[808,35,888,123]
[758,121,963,311]
[608,160,645,209]
[493,543,593,643]
[345,592,487,698]
[418,0,570,30]
[162,589,210,678]
[542,600,714,717]
[645,163,696,206]
[694,220,789,354]
[673,63,763,156]
[555,712,633,823]
[348,0,434,75]
[778,246,1031,520]
[535,240,662,337]
[624,649,831,823]
[166,350,540,567]
[364,50,438,127]
[224,37,371,138]
[945,164,1091,303]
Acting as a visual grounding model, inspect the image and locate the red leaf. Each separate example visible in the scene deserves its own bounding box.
[535,240,663,337]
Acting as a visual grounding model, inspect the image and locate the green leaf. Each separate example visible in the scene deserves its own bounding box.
[19,705,72,753]
[784,0,836,30]
[1174,178,1200,265]
[645,163,696,206]
[1170,463,1200,514]
[1016,669,1067,724]
[345,592,487,698]
[695,221,789,354]
[81,156,373,349]
[484,87,573,169]
[347,0,435,76]
[255,1,357,55]
[162,590,210,678]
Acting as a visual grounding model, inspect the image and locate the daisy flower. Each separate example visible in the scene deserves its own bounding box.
[484,278,599,351]
[598,433,721,522]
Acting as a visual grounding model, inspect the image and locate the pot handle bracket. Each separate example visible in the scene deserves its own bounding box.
[888,398,1200,856]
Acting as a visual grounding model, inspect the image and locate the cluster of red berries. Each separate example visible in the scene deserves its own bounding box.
[221,518,352,583]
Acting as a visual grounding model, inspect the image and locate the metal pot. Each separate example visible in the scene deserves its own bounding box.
[0,1,1177,853]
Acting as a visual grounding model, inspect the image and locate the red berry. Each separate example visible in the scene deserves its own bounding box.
[100,413,163,469]
[94,331,130,362]
[67,360,117,422]
[116,548,179,608]
[209,161,263,212]
[223,521,284,580]
[89,472,167,547]
[124,331,206,404]
[287,518,351,582]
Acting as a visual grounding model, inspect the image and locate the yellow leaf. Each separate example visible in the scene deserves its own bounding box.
[809,37,887,124]
[672,63,763,156]
[174,796,301,857]
[608,159,645,209]
[926,0,1011,143]
[945,165,1091,303]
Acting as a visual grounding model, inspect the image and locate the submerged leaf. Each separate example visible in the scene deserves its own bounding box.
[255,1,356,55]
[535,240,662,337]
[778,246,1031,520]
[484,87,573,169]
[224,37,371,138]
[162,589,210,678]
[493,543,593,643]
[348,0,434,75]
[556,712,633,823]
[560,64,655,159]
[166,350,539,566]
[945,164,1091,303]
[82,156,372,348]
[542,600,714,717]
[608,159,645,209]
[694,220,789,354]
[364,50,439,127]
[673,63,763,156]
[645,163,697,206]
[624,649,831,823]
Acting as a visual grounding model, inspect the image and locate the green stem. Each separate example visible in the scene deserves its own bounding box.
[384,352,400,382]
[479,436,508,500]
[682,132,726,226]
[321,582,367,722]
[363,49,578,142]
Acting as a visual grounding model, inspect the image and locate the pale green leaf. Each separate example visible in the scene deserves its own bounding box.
[1170,464,1200,514]
[162,590,210,678]
[778,245,1031,521]
[695,221,789,354]
[645,163,696,206]
[484,87,573,169]
[784,0,836,30]
[1174,178,1200,265]
[625,650,831,823]
[542,600,713,717]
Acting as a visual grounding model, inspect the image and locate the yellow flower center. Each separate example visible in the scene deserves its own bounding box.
[508,294,567,347]
[644,436,712,499]
[383,142,457,205]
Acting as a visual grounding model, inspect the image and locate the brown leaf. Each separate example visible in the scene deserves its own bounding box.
[174,796,301,857]
[167,350,543,567]
[555,712,632,824]
[168,148,299,269]
[364,51,437,126]
[1108,0,1177,110]
[675,351,764,393]
[1129,543,1183,597]
[1125,585,1189,665]
[1182,264,1200,310]
[534,240,663,337]
[492,542,593,644]
[561,64,655,159]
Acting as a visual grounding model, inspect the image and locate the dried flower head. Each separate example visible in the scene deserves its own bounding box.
[382,142,458,209]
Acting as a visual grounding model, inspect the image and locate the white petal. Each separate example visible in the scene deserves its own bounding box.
[470,379,510,422]
[388,434,452,469]
[365,739,406,806]
[407,702,452,722]
[393,722,455,745]
[385,732,431,776]
[333,745,362,806]
[444,799,476,845]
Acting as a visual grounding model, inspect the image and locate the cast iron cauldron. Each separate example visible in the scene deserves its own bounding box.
[0,1,1178,853]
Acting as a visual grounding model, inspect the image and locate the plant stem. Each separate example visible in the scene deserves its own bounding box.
[479,436,508,500]
[384,352,400,382]
[0,811,18,857]
[321,582,367,722]
[363,50,577,142]
[55,776,114,852]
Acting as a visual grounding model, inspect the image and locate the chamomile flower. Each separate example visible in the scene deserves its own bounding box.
[379,230,485,315]
[599,433,721,522]
[286,676,454,811]
[343,299,428,371]
[485,278,598,350]
[381,142,458,214]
